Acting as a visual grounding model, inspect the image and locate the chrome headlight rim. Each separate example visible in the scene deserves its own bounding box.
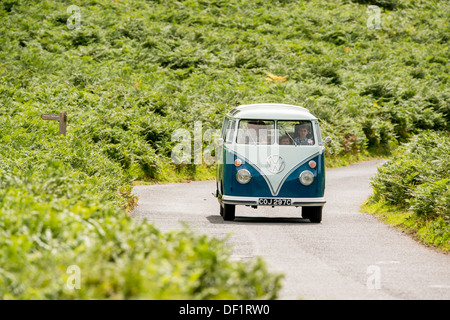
[236,169,252,184]
[299,170,314,186]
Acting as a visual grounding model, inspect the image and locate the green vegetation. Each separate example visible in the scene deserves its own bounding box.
[364,131,450,252]
[0,126,283,299]
[0,0,448,298]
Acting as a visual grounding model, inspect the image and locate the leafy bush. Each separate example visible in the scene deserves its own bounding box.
[0,141,282,299]
[368,130,449,250]
[371,131,450,222]
[410,179,450,223]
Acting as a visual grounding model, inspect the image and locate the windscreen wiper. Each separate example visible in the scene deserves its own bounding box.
[282,128,297,146]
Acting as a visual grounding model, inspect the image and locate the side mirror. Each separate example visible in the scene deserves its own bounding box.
[218,137,224,146]
[324,136,332,145]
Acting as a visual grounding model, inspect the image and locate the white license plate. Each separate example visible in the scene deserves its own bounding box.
[258,198,292,206]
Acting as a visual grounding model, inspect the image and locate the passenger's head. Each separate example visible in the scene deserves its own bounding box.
[279,135,291,145]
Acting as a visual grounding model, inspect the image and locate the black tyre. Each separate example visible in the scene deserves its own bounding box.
[222,204,235,221]
[302,206,322,223]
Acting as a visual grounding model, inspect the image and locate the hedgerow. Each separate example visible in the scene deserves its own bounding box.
[371,131,450,217]
[368,131,450,250]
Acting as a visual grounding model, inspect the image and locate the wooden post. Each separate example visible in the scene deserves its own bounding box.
[59,111,67,136]
[41,111,67,136]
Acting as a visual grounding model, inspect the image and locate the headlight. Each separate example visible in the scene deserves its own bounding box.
[236,169,251,184]
[299,170,314,186]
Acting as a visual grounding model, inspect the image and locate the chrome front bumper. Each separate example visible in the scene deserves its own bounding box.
[220,195,326,207]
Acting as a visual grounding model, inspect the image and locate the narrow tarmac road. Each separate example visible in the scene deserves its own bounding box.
[131,160,450,300]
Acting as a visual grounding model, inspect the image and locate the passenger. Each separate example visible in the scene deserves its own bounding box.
[279,135,291,145]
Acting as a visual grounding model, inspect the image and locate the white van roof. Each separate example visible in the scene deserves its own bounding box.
[227,103,317,120]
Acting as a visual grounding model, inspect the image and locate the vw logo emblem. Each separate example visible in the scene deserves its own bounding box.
[267,155,285,174]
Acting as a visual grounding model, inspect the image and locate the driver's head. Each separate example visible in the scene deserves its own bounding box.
[297,124,309,139]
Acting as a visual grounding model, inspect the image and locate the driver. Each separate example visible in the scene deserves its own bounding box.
[294,124,313,145]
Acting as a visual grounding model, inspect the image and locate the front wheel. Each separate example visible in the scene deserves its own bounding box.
[302,206,322,223]
[222,203,235,221]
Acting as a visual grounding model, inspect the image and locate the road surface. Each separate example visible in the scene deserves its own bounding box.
[131,160,450,300]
